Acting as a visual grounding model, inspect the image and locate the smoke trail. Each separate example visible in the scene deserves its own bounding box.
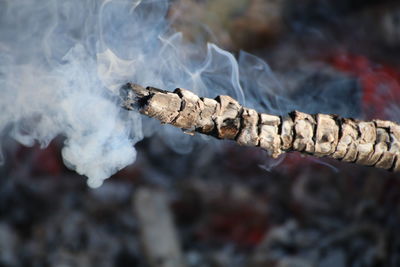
[0,0,360,187]
[0,0,249,187]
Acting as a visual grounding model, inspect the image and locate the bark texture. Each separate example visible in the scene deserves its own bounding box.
[121,83,400,172]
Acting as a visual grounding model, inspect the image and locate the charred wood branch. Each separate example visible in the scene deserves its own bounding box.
[121,83,400,172]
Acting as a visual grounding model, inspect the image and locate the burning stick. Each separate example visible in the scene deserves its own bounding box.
[121,83,400,172]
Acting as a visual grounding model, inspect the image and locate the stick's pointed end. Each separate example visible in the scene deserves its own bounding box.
[120,83,149,110]
[120,83,172,111]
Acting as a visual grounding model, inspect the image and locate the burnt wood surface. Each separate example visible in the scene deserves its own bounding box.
[121,83,400,172]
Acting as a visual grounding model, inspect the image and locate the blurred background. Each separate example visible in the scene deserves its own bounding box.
[1,0,400,266]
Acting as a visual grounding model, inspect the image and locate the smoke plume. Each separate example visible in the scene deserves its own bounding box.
[0,0,361,187]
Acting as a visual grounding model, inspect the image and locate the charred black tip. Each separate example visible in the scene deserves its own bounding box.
[119,83,143,110]
[120,83,157,111]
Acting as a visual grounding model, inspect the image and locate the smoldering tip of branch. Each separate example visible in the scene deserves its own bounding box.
[119,83,173,111]
[119,83,149,110]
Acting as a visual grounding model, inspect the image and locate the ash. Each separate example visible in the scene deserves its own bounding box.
[2,0,400,266]
[1,137,400,267]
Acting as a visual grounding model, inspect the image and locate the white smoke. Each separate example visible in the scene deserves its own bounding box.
[0,0,290,187]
